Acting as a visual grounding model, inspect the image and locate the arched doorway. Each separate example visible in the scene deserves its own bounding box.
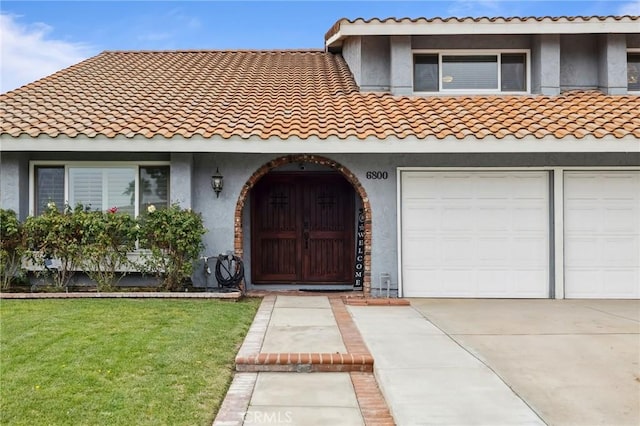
[234,155,372,294]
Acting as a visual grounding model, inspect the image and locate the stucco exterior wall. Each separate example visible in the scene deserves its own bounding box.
[560,34,599,91]
[532,34,561,95]
[0,152,29,219]
[390,36,413,95]
[360,36,390,91]
[598,34,628,95]
[170,153,194,208]
[342,36,362,88]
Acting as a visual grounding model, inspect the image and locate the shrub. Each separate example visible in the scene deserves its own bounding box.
[138,204,206,291]
[23,203,86,289]
[0,209,26,290]
[79,208,139,291]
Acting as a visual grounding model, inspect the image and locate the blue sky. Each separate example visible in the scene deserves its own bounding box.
[2,0,639,92]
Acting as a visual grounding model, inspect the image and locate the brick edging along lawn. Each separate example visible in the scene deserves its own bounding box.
[0,291,241,299]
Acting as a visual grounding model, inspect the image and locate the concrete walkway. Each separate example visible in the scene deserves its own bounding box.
[214,295,552,425]
[213,295,394,425]
[349,305,544,426]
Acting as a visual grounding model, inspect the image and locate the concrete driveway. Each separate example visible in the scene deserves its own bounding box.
[409,299,640,426]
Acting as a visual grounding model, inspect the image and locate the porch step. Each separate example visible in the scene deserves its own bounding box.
[235,352,374,372]
[342,296,410,306]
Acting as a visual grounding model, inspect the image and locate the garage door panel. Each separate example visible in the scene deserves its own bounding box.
[565,270,600,297]
[442,238,475,264]
[513,207,548,231]
[476,271,509,295]
[512,270,548,296]
[512,238,548,265]
[606,270,640,296]
[403,203,438,228]
[602,207,638,232]
[564,171,640,299]
[602,237,637,263]
[401,171,549,298]
[439,175,473,198]
[404,237,438,263]
[565,238,599,265]
[565,208,599,232]
[442,207,475,231]
[477,238,509,264]
[477,208,510,231]
[403,175,438,195]
[601,175,638,198]
[512,176,548,198]
[442,270,477,296]
[476,175,511,197]
[565,237,637,263]
[563,268,639,298]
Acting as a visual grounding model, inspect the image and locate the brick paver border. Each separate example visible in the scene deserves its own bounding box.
[0,291,241,300]
[343,297,410,306]
[236,295,276,358]
[212,372,257,426]
[351,372,396,426]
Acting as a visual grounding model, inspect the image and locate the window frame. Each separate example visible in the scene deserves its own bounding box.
[628,49,640,94]
[412,49,531,95]
[29,161,171,216]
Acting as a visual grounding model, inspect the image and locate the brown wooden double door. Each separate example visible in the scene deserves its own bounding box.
[251,173,355,284]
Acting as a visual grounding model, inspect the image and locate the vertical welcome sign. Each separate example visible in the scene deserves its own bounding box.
[354,208,365,289]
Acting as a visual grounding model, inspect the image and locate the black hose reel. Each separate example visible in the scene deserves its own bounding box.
[211,253,244,292]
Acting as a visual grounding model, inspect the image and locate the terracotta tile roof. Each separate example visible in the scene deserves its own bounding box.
[1,50,639,141]
[325,15,640,41]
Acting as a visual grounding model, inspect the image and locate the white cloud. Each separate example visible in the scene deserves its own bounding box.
[618,0,640,14]
[0,14,94,93]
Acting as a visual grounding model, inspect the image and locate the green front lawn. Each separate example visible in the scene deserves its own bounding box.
[0,298,260,425]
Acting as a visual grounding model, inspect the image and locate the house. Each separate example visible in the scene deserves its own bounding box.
[1,15,639,299]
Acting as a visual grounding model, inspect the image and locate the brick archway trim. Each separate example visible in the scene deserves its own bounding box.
[234,154,372,295]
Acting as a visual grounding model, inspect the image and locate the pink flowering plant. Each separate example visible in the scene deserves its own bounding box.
[24,203,87,289]
[13,202,205,292]
[138,203,206,291]
[79,207,139,291]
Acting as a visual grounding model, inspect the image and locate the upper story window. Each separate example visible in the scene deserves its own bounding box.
[33,163,170,216]
[628,51,640,93]
[413,50,529,94]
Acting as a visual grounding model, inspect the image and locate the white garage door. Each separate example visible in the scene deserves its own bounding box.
[401,171,549,298]
[564,171,640,299]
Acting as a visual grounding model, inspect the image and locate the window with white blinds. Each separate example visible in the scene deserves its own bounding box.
[69,167,136,215]
[32,164,169,216]
[442,55,498,90]
[413,50,529,93]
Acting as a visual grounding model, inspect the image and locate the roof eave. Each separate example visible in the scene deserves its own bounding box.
[325,17,640,50]
[1,134,638,155]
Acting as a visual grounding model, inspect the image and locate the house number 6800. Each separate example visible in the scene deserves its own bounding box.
[366,171,388,180]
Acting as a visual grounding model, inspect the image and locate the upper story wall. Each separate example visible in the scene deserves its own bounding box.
[340,32,636,96]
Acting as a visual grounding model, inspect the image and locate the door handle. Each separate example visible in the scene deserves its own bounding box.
[303,219,310,249]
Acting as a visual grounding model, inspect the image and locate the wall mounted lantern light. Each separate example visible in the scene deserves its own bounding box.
[211,168,224,198]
